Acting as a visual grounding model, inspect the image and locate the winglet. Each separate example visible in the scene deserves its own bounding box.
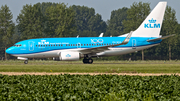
[99,33,104,37]
[122,31,133,44]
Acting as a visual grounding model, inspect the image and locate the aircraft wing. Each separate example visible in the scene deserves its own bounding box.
[147,34,175,42]
[79,31,133,54]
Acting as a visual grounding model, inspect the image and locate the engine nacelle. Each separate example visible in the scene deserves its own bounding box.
[17,57,28,60]
[59,52,80,61]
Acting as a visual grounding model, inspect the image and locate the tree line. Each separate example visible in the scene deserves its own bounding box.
[0,2,179,60]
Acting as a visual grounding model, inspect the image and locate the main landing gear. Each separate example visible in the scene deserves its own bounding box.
[83,54,93,64]
[83,58,93,64]
[24,60,28,64]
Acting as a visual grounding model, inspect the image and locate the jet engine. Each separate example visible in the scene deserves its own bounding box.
[59,52,80,61]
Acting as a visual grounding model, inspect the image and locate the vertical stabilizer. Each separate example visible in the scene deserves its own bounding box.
[132,2,167,37]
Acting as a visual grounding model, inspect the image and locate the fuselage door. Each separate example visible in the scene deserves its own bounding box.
[29,41,34,51]
[77,43,81,48]
[132,39,136,49]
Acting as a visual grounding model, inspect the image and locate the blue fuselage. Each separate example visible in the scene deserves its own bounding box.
[6,37,161,58]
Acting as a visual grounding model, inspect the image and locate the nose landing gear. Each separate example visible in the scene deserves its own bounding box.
[24,60,28,64]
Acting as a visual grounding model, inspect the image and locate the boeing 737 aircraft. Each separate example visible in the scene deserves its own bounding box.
[6,2,173,64]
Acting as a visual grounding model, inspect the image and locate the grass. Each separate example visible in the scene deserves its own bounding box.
[0,60,180,73]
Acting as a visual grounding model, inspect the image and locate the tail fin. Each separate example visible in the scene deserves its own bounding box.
[132,2,167,37]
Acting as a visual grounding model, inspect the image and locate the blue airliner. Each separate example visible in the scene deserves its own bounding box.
[6,2,173,64]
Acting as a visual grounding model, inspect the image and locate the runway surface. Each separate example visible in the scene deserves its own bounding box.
[0,72,179,76]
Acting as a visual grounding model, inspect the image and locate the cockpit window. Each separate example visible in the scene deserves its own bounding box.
[14,44,22,47]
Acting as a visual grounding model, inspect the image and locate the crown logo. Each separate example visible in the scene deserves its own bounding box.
[66,54,71,57]
[148,18,156,23]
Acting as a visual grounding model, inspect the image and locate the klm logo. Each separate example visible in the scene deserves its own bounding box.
[66,54,71,57]
[38,40,49,45]
[144,18,160,28]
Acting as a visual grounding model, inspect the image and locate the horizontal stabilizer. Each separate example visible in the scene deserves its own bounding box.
[147,34,175,42]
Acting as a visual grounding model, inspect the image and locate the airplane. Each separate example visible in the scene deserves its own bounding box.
[6,2,173,64]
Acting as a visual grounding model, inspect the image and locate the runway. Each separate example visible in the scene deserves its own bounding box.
[0,72,179,76]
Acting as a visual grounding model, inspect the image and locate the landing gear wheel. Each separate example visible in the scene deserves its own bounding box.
[24,60,28,64]
[83,58,93,64]
[88,59,93,64]
[83,59,86,64]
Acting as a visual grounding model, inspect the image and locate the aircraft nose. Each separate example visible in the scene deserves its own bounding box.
[6,47,14,54]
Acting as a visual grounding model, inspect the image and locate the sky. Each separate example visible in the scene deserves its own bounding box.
[1,0,180,24]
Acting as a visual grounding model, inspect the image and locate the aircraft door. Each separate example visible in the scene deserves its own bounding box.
[29,41,34,51]
[77,43,81,48]
[132,39,136,49]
